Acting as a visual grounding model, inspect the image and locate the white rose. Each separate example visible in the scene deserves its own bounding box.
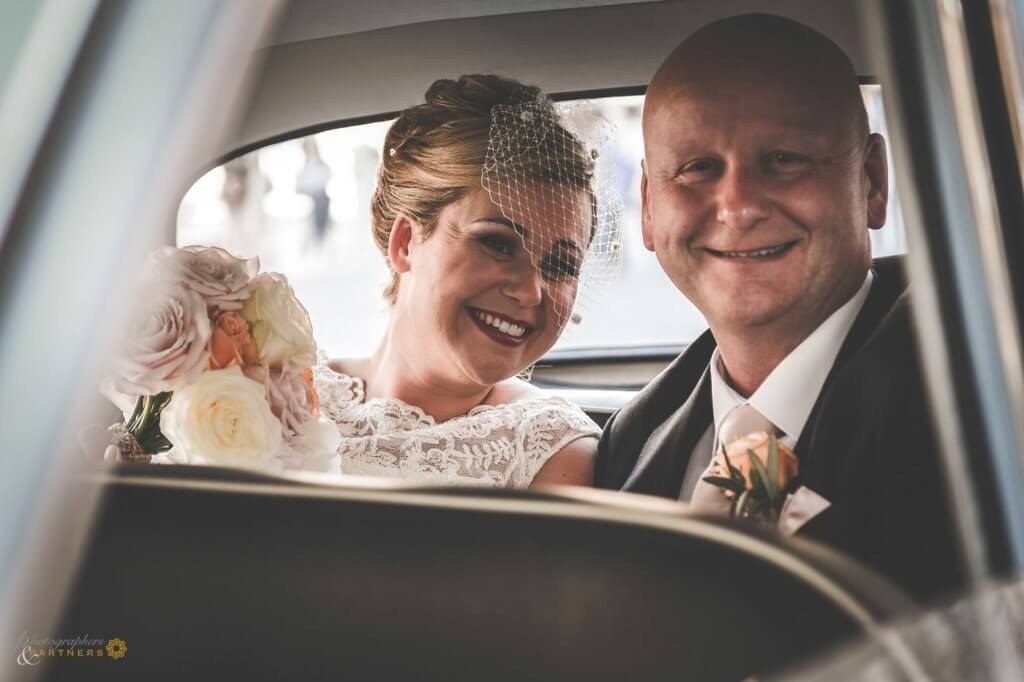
[240,273,316,367]
[159,367,282,470]
[295,419,342,466]
[274,419,342,473]
[114,282,210,396]
[150,245,258,311]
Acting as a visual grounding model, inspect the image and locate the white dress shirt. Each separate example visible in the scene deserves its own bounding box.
[672,270,875,500]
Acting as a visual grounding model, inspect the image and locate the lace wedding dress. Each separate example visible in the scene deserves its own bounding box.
[313,361,600,487]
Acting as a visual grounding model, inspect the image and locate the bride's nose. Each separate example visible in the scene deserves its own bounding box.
[500,261,544,307]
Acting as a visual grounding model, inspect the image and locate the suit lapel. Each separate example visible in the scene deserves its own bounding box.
[620,331,717,497]
[624,370,712,497]
[797,257,907,490]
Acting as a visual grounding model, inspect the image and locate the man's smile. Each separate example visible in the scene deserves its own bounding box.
[703,240,800,259]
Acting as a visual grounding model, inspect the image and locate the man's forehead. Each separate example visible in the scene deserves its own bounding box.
[646,80,844,143]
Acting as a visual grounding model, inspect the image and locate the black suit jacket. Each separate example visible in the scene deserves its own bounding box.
[595,257,964,603]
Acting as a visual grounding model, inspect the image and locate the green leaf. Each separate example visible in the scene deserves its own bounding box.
[767,435,780,498]
[702,475,744,494]
[747,466,766,499]
[748,446,775,500]
[735,489,751,518]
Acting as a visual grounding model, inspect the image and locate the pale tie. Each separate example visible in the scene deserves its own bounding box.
[688,404,783,515]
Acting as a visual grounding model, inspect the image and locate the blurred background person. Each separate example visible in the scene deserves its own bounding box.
[297,137,332,247]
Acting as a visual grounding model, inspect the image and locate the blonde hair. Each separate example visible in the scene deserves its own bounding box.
[370,74,595,303]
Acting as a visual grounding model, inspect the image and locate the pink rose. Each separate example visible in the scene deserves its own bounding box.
[244,365,318,438]
[114,282,211,395]
[150,245,258,311]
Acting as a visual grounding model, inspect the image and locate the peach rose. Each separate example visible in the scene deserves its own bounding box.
[711,431,799,493]
[208,311,259,370]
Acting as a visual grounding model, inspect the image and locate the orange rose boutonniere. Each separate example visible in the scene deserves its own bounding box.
[702,432,799,522]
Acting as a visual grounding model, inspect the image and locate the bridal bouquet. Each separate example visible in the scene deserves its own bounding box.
[100,245,340,473]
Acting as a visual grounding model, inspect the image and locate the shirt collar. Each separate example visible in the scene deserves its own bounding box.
[710,270,874,449]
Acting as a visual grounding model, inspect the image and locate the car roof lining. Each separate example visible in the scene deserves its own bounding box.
[225,0,868,162]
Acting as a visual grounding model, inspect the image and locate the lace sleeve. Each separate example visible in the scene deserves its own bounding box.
[513,398,601,487]
[312,359,364,424]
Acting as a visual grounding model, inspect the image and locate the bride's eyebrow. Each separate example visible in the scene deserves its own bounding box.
[550,239,582,257]
[472,216,527,239]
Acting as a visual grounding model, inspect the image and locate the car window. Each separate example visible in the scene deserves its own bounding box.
[177,89,905,358]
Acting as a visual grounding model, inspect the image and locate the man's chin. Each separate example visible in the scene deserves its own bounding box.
[707,300,796,334]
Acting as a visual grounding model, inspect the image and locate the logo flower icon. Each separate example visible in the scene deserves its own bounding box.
[105,638,127,660]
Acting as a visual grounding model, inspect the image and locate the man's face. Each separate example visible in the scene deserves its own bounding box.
[641,73,887,339]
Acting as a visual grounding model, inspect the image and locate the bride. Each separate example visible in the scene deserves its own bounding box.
[315,74,619,488]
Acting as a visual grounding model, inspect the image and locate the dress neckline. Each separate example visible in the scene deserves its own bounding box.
[318,358,565,428]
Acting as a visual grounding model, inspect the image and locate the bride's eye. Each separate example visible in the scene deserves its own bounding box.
[540,253,581,281]
[479,234,516,258]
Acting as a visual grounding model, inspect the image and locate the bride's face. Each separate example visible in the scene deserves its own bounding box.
[396,185,591,388]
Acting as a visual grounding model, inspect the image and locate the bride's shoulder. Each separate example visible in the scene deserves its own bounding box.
[319,356,370,379]
[485,377,545,405]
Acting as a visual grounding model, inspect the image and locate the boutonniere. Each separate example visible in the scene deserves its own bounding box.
[702,432,800,523]
[701,432,832,534]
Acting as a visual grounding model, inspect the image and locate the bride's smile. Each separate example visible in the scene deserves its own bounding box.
[467,307,535,345]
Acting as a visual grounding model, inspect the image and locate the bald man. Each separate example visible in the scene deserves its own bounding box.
[595,14,962,602]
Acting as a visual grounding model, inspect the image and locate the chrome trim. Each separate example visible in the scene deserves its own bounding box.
[537,386,633,413]
[862,0,1024,676]
[988,0,1024,406]
[935,0,1024,565]
[862,0,994,590]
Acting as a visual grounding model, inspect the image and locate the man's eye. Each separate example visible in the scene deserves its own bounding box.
[480,234,515,256]
[678,158,719,178]
[766,151,812,171]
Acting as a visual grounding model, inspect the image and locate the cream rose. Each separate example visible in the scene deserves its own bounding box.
[115,282,210,396]
[240,273,316,367]
[159,367,282,470]
[150,245,258,311]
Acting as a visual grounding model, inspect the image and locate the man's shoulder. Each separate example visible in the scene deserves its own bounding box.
[594,330,716,489]
[616,330,716,423]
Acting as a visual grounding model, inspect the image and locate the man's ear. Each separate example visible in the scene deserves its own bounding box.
[640,160,655,251]
[864,133,889,230]
[387,214,416,273]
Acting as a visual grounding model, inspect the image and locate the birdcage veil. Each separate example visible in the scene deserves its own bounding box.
[481,93,624,355]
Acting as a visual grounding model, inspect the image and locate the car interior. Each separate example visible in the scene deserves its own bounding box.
[3,0,1024,680]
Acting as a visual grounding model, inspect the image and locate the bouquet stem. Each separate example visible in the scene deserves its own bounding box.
[123,392,173,456]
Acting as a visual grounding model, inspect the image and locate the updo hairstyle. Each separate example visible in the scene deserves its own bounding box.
[370,74,595,303]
